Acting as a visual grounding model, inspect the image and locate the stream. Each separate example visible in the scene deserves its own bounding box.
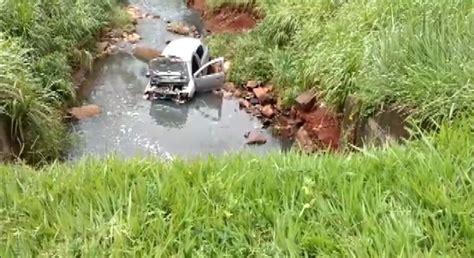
[67,0,288,160]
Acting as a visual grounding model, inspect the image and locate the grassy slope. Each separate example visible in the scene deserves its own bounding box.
[0,0,130,163]
[1,119,473,257]
[207,0,473,122]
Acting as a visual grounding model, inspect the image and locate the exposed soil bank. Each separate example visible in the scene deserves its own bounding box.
[187,0,259,33]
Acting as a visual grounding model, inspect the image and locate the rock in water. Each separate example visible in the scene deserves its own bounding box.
[67,104,101,120]
[245,130,267,145]
[132,47,162,62]
[166,21,200,37]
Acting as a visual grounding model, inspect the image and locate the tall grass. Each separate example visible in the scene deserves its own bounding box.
[1,119,473,256]
[207,0,474,122]
[0,0,129,162]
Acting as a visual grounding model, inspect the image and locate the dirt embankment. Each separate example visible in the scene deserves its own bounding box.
[221,82,342,152]
[187,0,259,33]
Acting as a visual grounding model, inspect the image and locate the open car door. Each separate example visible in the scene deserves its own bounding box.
[193,58,225,93]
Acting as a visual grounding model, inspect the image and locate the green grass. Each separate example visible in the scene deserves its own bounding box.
[207,0,474,123]
[1,119,473,257]
[0,0,129,163]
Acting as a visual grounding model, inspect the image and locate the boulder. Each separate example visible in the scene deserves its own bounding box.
[67,104,101,120]
[253,87,272,104]
[261,105,275,118]
[295,90,317,112]
[245,130,267,145]
[166,21,198,37]
[132,47,162,62]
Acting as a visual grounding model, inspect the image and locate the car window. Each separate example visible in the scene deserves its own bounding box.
[192,55,199,74]
[196,45,204,59]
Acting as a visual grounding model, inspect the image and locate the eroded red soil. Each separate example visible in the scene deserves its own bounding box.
[187,0,259,33]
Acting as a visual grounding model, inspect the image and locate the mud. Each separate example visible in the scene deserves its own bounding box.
[187,0,259,33]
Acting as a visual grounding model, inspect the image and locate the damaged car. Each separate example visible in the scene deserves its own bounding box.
[144,37,225,103]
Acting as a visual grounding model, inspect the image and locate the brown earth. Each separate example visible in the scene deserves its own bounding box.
[187,0,259,33]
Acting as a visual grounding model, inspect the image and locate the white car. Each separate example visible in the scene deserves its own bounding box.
[144,37,225,103]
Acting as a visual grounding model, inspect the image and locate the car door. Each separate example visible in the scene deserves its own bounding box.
[193,57,225,93]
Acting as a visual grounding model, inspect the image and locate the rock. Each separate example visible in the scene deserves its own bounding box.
[249,98,259,105]
[126,6,143,19]
[127,33,141,43]
[355,107,410,147]
[295,90,317,112]
[245,130,267,145]
[246,81,259,89]
[233,89,242,98]
[239,99,251,109]
[223,82,236,92]
[167,21,193,36]
[67,104,101,120]
[253,87,274,105]
[295,127,317,153]
[261,105,275,118]
[96,42,109,54]
[132,47,161,62]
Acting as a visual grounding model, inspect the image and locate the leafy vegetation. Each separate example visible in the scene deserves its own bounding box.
[0,0,130,162]
[1,119,473,256]
[207,0,474,122]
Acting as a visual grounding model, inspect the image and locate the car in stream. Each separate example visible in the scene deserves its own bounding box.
[143,37,225,103]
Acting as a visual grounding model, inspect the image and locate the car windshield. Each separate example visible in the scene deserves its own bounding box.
[149,56,187,75]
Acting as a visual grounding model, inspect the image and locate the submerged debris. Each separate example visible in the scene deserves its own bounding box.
[245,130,267,145]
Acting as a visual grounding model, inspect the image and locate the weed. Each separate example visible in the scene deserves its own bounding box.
[208,0,474,121]
[0,119,473,256]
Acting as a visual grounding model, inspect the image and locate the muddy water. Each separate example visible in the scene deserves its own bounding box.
[68,0,287,160]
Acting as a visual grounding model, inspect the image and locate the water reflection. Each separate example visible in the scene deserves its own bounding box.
[149,93,222,128]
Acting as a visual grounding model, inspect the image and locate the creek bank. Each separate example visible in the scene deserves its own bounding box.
[190,0,410,153]
[187,0,259,33]
[223,82,341,152]
[70,5,149,118]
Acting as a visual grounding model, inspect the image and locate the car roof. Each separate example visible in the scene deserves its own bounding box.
[162,37,202,62]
